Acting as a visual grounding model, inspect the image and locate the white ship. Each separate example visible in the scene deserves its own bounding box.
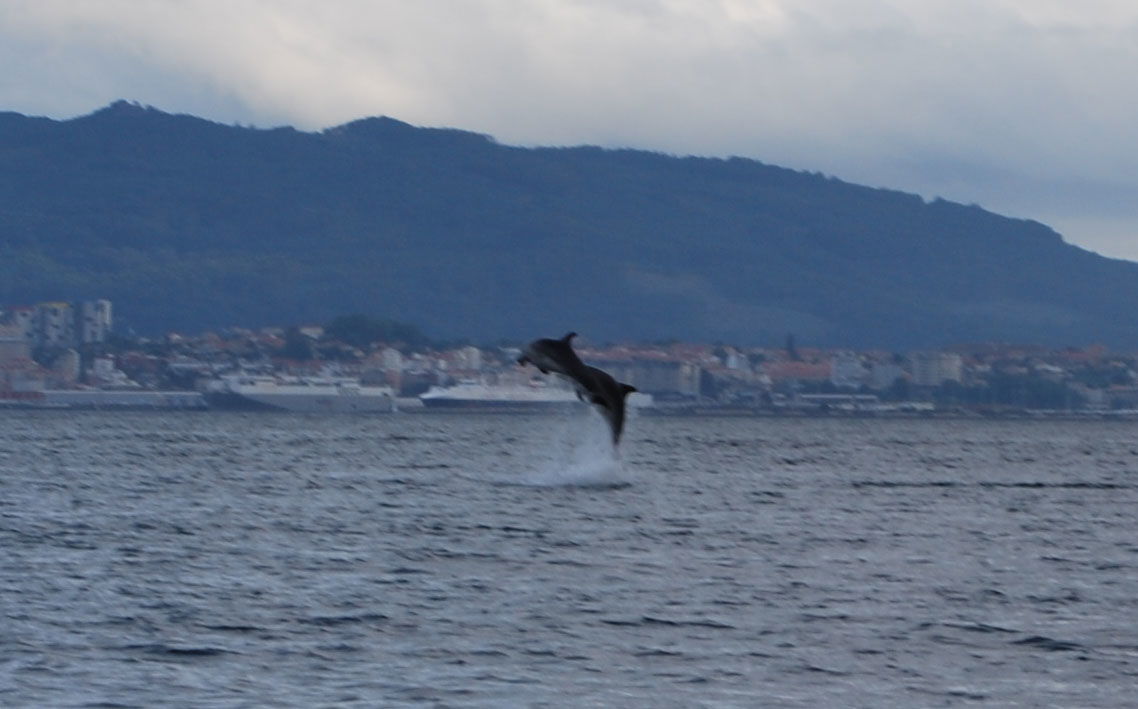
[205,375,396,413]
[419,379,581,410]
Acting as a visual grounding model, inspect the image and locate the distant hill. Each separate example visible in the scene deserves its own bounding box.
[2,100,1136,348]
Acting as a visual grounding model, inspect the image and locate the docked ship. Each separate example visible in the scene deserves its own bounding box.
[204,375,396,413]
[2,388,206,410]
[419,379,582,411]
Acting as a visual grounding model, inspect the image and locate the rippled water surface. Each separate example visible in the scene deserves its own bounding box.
[2,410,1137,707]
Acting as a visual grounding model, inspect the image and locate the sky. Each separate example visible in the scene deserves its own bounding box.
[2,0,1136,260]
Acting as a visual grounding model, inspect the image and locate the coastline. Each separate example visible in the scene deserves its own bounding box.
[3,393,1136,421]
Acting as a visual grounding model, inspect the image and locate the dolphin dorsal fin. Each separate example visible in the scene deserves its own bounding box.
[561,332,577,344]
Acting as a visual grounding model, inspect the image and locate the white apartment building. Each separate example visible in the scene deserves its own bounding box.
[869,362,905,390]
[1,300,113,349]
[909,351,964,387]
[37,302,75,347]
[0,326,29,362]
[78,299,113,344]
[830,351,867,388]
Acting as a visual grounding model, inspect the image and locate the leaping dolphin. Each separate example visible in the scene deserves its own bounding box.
[518,332,637,445]
[517,332,590,380]
[580,364,638,445]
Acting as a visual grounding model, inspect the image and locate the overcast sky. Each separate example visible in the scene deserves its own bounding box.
[2,0,1136,259]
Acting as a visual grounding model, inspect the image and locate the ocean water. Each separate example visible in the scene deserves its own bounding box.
[1,409,1136,708]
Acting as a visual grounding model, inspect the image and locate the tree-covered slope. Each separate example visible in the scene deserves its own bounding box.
[1,100,1134,347]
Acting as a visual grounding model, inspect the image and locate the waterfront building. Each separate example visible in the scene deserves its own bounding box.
[52,348,81,386]
[589,356,702,397]
[1,300,113,349]
[1,306,35,345]
[0,326,29,362]
[455,345,482,371]
[830,351,867,388]
[78,299,113,344]
[909,351,963,386]
[37,302,75,348]
[869,362,905,390]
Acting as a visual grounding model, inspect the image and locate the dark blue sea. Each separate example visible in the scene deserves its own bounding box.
[2,409,1136,707]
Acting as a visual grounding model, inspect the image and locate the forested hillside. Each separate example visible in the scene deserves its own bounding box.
[2,100,1135,348]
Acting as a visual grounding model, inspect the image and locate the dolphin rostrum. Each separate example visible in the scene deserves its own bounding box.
[517,332,638,445]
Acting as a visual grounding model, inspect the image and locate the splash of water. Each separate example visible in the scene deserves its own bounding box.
[522,407,629,488]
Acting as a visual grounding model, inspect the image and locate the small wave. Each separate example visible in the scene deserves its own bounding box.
[473,523,549,535]
[748,490,786,501]
[200,623,263,633]
[633,647,685,657]
[910,687,989,702]
[942,621,1018,634]
[853,480,1131,490]
[1013,635,1086,652]
[470,673,540,685]
[852,480,961,488]
[600,616,735,630]
[315,643,364,653]
[120,643,235,658]
[298,613,389,628]
[804,664,851,676]
[544,558,592,567]
[386,566,430,575]
[371,476,429,485]
[980,481,1132,489]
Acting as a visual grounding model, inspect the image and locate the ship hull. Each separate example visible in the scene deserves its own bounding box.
[418,381,584,412]
[4,390,205,410]
[204,377,396,413]
[207,391,394,413]
[244,392,393,413]
[419,397,581,411]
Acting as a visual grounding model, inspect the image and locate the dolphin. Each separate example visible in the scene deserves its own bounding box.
[516,332,592,381]
[517,332,638,445]
[580,365,638,445]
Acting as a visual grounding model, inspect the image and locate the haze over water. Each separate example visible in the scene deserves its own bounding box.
[2,410,1136,707]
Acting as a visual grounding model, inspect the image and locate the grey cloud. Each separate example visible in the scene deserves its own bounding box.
[1,0,1136,256]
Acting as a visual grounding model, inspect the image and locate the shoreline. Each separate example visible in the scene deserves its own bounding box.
[3,398,1137,421]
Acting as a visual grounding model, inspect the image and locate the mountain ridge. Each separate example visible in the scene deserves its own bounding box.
[1,101,1133,348]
